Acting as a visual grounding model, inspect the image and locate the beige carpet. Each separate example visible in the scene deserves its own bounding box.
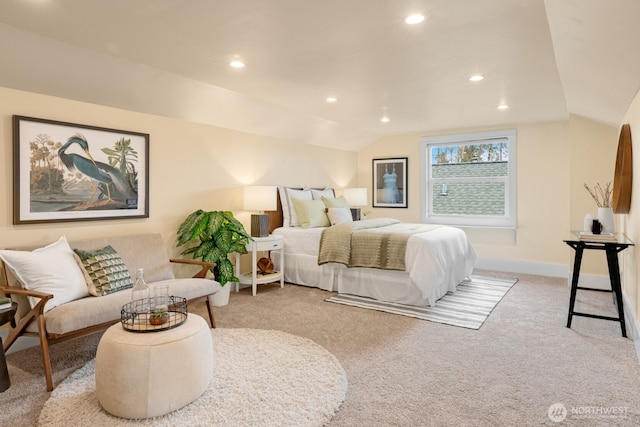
[3,270,640,426]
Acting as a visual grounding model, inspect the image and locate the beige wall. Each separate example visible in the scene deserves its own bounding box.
[620,89,640,325]
[0,86,622,279]
[0,87,357,257]
[357,117,617,274]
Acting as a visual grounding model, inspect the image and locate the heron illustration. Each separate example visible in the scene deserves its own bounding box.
[58,134,137,205]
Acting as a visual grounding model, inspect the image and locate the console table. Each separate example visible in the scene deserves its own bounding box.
[564,233,633,337]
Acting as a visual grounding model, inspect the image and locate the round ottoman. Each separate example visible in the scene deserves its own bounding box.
[95,314,213,419]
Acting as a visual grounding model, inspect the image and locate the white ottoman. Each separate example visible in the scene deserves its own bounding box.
[95,314,213,419]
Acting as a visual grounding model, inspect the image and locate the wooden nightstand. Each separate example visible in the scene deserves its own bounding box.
[234,235,284,296]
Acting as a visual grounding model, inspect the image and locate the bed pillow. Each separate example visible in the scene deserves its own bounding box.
[311,188,335,200]
[73,245,134,296]
[279,187,313,227]
[327,207,354,225]
[322,196,350,208]
[0,236,89,312]
[291,198,331,228]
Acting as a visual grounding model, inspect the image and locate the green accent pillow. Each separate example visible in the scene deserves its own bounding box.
[73,245,133,296]
[322,196,350,208]
[291,198,331,228]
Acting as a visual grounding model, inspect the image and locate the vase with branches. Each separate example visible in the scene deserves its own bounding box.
[584,181,615,233]
[583,181,612,208]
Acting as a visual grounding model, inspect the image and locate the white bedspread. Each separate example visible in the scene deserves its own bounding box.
[273,222,478,306]
[405,226,478,304]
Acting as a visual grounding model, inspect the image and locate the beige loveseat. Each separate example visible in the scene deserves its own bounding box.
[0,233,221,391]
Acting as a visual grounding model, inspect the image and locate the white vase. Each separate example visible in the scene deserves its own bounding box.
[209,282,231,307]
[597,207,615,234]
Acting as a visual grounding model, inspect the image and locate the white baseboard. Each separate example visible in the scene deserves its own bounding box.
[622,293,640,363]
[475,257,612,289]
[475,257,569,278]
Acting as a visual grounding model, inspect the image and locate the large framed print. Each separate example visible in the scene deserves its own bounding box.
[13,115,149,224]
[372,157,407,208]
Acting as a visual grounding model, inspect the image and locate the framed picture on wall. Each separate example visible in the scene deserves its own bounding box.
[372,157,408,208]
[13,115,150,224]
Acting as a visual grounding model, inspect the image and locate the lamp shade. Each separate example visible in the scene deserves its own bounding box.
[343,188,368,207]
[243,186,277,212]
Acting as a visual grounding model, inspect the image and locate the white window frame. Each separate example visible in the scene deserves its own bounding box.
[420,129,516,228]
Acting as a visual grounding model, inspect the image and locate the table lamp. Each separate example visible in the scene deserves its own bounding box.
[244,186,277,237]
[343,187,368,221]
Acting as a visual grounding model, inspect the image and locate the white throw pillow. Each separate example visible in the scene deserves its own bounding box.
[280,187,313,227]
[311,188,335,200]
[0,236,89,312]
[327,207,354,226]
[291,198,331,228]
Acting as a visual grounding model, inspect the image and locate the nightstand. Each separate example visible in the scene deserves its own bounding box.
[235,235,284,296]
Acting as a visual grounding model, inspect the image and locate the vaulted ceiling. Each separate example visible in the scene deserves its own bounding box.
[1,0,639,151]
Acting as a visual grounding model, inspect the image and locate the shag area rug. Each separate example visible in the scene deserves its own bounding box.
[326,275,518,329]
[38,328,347,426]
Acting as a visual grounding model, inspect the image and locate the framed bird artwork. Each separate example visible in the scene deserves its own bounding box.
[12,115,149,224]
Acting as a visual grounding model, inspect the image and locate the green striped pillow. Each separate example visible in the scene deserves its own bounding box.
[73,245,133,296]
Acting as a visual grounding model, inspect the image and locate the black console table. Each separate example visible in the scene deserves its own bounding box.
[564,233,633,337]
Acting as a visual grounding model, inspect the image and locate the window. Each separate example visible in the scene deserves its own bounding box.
[420,129,516,228]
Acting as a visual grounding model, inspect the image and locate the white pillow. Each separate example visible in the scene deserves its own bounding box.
[291,198,331,228]
[327,207,354,226]
[0,236,89,312]
[279,187,313,227]
[311,188,335,200]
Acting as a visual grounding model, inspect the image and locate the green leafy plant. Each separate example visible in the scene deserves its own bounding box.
[152,308,167,317]
[177,210,251,286]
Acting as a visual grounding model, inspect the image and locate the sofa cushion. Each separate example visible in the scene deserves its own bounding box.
[29,278,221,335]
[74,245,134,296]
[0,236,89,312]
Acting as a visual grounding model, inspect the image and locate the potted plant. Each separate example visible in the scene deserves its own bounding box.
[176,210,252,304]
[149,307,168,325]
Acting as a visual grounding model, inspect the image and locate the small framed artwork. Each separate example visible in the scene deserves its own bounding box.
[372,157,408,208]
[13,115,150,224]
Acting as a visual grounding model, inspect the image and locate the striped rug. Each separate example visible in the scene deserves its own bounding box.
[325,275,518,329]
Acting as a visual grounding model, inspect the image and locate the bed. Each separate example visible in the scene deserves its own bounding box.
[266,187,479,307]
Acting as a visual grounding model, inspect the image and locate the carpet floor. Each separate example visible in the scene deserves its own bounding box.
[3,270,640,426]
[325,275,517,329]
[37,328,347,426]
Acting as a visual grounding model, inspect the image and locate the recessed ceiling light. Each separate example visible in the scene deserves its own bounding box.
[497,104,509,110]
[326,97,337,103]
[404,14,425,25]
[380,116,390,123]
[229,60,245,68]
[469,75,484,82]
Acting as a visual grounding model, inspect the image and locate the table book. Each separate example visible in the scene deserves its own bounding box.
[578,232,617,242]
